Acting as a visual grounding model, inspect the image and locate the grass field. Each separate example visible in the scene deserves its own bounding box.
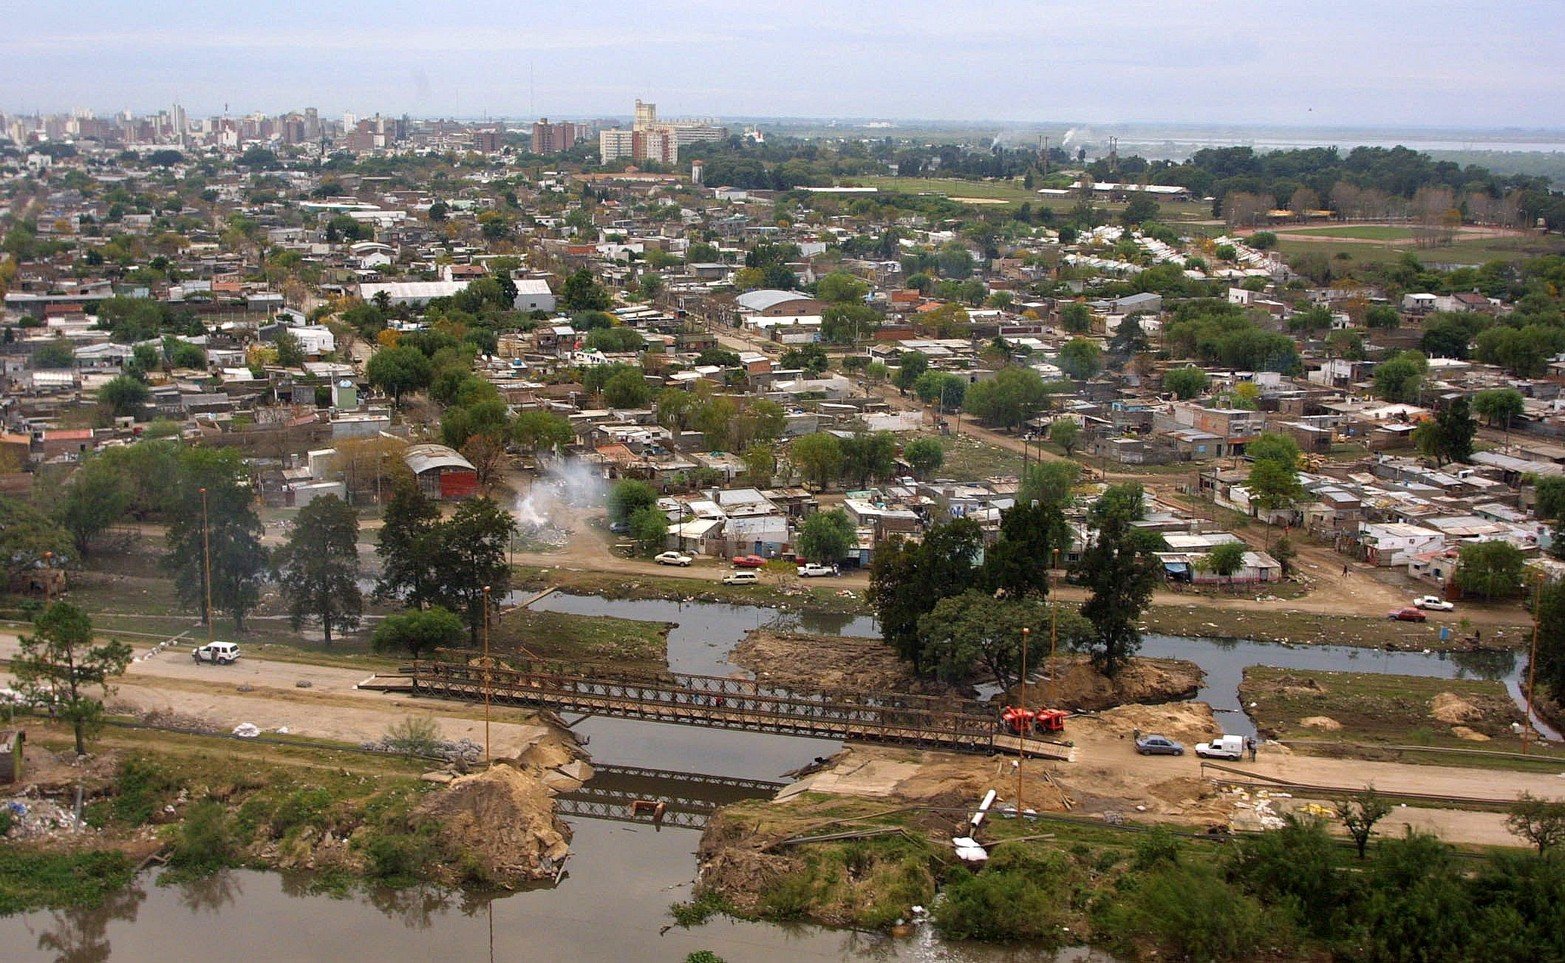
[1282,225,1417,240]
[494,606,671,671]
[1239,666,1565,769]
[1276,232,1565,267]
[847,175,1213,220]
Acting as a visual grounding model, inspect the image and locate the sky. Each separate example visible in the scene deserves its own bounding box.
[3,0,1562,129]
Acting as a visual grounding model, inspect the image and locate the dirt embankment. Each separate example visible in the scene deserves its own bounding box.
[731,629,958,696]
[1020,656,1204,712]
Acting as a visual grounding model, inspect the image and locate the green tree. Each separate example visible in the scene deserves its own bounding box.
[1020,460,1081,511]
[511,410,574,453]
[608,479,658,524]
[779,344,829,376]
[820,303,881,344]
[893,351,929,392]
[54,458,129,558]
[1414,397,1476,465]
[629,504,670,554]
[1057,338,1103,380]
[11,602,132,755]
[97,375,150,419]
[375,479,441,606]
[1075,484,1166,676]
[1454,541,1525,601]
[371,606,465,659]
[816,271,869,303]
[797,509,856,565]
[1163,366,1209,400]
[1373,350,1427,404]
[1060,302,1093,334]
[913,371,967,410]
[1049,419,1081,456]
[274,330,306,367]
[964,366,1051,429]
[839,431,897,488]
[1199,541,1247,591]
[32,338,76,369]
[790,432,844,489]
[1506,792,1565,855]
[982,500,1066,600]
[273,495,362,644]
[1365,304,1401,329]
[742,443,777,487]
[1121,195,1160,226]
[426,498,516,640]
[163,449,267,632]
[904,438,944,479]
[584,326,645,353]
[917,591,1047,689]
[366,346,433,402]
[693,396,739,450]
[559,268,611,312]
[870,519,983,674]
[602,368,652,408]
[1473,388,1525,429]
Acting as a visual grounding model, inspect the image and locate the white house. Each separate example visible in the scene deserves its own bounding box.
[1359,522,1445,566]
[512,278,556,314]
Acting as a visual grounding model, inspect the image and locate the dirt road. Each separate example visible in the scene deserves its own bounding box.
[0,633,552,757]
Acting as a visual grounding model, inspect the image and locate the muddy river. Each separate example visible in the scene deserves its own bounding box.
[0,592,1544,959]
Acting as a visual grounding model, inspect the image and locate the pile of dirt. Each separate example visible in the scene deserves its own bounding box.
[1092,702,1221,745]
[414,764,572,885]
[1451,726,1491,742]
[732,629,953,696]
[1300,716,1343,731]
[1026,656,1204,712]
[1431,692,1482,724]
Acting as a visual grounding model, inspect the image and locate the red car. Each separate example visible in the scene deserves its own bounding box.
[1387,607,1428,622]
[731,555,767,568]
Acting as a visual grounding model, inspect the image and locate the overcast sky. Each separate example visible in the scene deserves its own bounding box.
[4,1,1562,129]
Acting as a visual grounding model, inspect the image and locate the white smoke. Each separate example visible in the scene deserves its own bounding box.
[513,457,609,529]
[1060,128,1078,146]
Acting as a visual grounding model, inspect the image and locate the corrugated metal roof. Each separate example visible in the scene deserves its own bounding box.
[403,443,476,475]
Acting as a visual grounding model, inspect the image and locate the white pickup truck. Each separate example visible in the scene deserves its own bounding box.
[1195,734,1246,760]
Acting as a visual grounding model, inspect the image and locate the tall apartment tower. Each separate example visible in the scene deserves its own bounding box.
[634,100,657,131]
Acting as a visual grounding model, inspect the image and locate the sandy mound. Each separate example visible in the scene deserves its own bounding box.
[414,765,572,885]
[1451,726,1491,742]
[1431,692,1482,724]
[732,629,952,696]
[1094,702,1221,744]
[1300,716,1342,731]
[1028,656,1204,712]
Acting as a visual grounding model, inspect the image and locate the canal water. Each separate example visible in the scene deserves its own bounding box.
[0,591,1537,959]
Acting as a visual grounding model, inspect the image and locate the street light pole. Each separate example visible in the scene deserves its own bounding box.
[1016,626,1030,814]
[200,487,214,645]
[482,584,492,764]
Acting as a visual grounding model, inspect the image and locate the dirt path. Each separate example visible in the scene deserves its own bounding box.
[0,633,552,756]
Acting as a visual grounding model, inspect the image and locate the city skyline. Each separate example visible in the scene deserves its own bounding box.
[4,1,1563,128]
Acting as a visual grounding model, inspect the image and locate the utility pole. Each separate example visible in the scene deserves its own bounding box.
[482,584,492,763]
[200,487,213,644]
[1016,626,1030,814]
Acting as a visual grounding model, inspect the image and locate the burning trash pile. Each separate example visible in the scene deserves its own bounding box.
[512,459,606,551]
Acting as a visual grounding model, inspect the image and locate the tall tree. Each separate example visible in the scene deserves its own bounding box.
[375,479,441,606]
[1415,397,1476,466]
[917,591,1048,691]
[53,459,129,557]
[428,498,517,641]
[163,449,267,632]
[512,410,575,454]
[1473,388,1525,429]
[903,438,944,479]
[559,268,610,312]
[11,602,132,755]
[1075,484,1166,676]
[798,509,856,565]
[869,518,983,675]
[1454,541,1525,601]
[0,497,74,587]
[371,606,465,660]
[790,432,844,489]
[839,431,897,488]
[982,500,1064,599]
[273,495,363,644]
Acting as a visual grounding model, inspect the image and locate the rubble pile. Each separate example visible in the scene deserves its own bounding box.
[360,736,484,764]
[2,794,91,840]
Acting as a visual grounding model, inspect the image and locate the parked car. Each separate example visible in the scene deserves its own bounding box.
[1413,595,1454,611]
[796,563,836,578]
[1195,734,1246,760]
[192,641,241,665]
[722,571,759,585]
[1388,607,1428,622]
[731,555,767,568]
[654,551,693,567]
[1135,734,1185,756]
[609,520,630,535]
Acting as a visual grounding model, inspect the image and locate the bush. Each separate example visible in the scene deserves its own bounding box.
[670,891,729,927]
[383,715,443,757]
[166,801,236,876]
[933,862,1067,944]
[109,755,181,826]
[1097,862,1286,962]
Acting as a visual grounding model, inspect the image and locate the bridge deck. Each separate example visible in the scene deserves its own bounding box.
[398,659,1004,753]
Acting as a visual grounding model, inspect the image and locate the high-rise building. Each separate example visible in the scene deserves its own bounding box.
[600,98,724,165]
[530,118,582,155]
